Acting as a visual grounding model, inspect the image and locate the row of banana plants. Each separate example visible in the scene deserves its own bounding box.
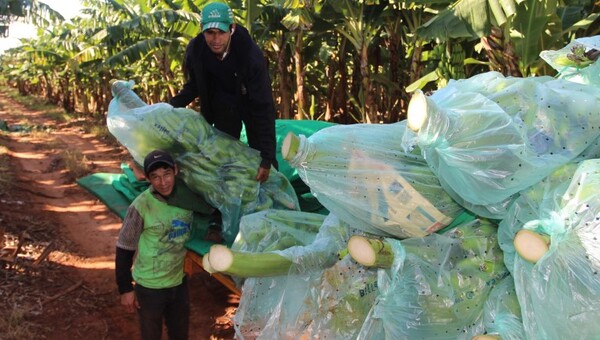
[1,0,599,123]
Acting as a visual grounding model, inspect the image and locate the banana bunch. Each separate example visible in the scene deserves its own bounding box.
[435,41,466,87]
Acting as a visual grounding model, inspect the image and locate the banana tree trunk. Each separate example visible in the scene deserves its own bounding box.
[80,88,90,115]
[155,51,177,100]
[61,73,73,112]
[277,33,293,119]
[326,37,348,122]
[360,43,375,123]
[294,30,306,120]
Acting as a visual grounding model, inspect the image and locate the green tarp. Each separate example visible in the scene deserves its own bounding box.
[76,173,132,220]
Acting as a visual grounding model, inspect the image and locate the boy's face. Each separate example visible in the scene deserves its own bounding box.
[147,165,178,197]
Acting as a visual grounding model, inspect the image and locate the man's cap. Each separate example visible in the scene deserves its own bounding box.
[201,2,234,32]
[143,150,175,175]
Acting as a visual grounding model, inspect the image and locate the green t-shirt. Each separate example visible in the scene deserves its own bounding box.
[131,189,193,289]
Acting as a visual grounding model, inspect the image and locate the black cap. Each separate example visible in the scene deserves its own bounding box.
[143,150,175,175]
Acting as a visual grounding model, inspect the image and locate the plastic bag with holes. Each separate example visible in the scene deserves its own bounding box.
[357,218,508,339]
[403,71,600,219]
[473,275,524,340]
[497,159,600,339]
[283,120,464,239]
[232,212,379,340]
[540,35,600,85]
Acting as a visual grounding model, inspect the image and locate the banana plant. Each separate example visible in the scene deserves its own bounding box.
[0,0,64,30]
[412,0,600,76]
[78,0,204,102]
[323,0,386,123]
[249,2,296,119]
[279,0,319,120]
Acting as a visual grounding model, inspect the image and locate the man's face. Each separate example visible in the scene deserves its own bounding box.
[203,28,232,56]
[147,166,177,197]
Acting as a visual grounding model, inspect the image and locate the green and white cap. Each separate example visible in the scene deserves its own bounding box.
[201,2,234,32]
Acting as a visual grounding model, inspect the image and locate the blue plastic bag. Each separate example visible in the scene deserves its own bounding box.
[540,35,600,85]
[474,276,524,340]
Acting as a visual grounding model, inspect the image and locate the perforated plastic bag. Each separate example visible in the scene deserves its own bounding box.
[286,121,464,238]
[106,80,299,244]
[404,71,600,219]
[233,209,325,253]
[232,212,379,339]
[242,119,334,213]
[231,210,326,338]
[497,159,600,339]
[357,218,509,339]
[476,275,524,340]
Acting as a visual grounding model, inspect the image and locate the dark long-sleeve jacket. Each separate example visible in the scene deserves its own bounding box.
[169,25,277,169]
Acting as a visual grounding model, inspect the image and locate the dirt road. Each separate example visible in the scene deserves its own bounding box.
[0,88,237,339]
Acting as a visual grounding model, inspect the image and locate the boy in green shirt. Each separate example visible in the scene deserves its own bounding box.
[115,150,213,340]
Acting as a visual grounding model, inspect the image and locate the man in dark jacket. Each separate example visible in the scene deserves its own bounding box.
[170,1,277,183]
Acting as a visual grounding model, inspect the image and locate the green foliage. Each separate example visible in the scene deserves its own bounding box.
[0,0,598,123]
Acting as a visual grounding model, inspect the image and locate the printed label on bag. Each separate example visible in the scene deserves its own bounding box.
[348,150,452,237]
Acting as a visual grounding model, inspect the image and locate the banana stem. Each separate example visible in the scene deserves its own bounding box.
[208,244,293,277]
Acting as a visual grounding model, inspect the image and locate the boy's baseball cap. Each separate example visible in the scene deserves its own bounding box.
[143,150,175,175]
[201,2,234,32]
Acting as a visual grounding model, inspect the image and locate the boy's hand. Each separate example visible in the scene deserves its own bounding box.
[120,291,140,313]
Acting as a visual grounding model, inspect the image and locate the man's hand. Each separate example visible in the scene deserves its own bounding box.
[120,291,139,313]
[256,166,270,183]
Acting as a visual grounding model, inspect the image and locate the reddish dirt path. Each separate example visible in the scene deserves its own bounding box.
[0,89,237,339]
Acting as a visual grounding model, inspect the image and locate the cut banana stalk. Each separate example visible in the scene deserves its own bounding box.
[513,229,550,264]
[407,90,429,131]
[472,335,501,340]
[202,253,216,274]
[347,235,394,268]
[282,132,301,161]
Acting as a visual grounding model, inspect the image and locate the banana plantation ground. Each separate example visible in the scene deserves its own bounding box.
[0,87,237,339]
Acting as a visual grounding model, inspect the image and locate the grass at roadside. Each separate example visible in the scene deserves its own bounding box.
[61,149,91,180]
[0,299,38,340]
[0,141,12,195]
